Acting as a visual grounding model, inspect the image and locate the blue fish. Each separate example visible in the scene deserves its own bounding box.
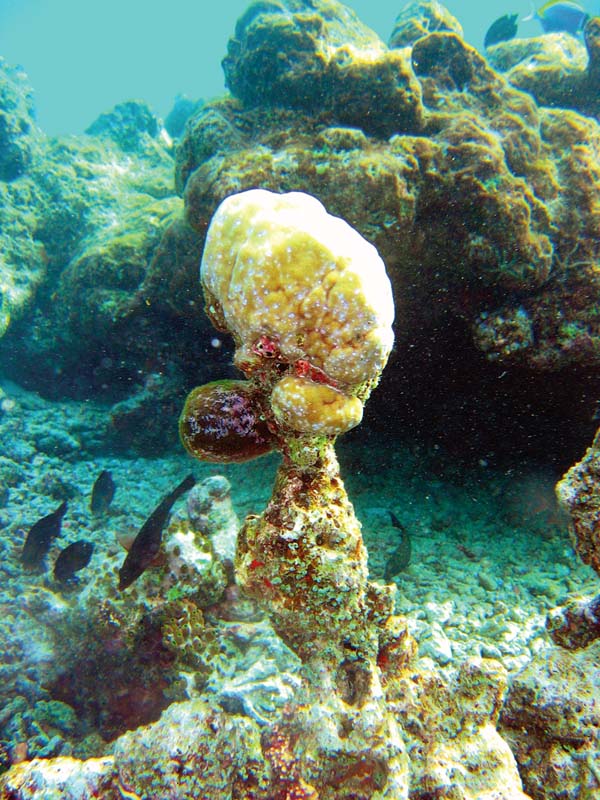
[523,0,589,35]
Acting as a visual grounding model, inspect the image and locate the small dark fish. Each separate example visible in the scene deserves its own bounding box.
[384,511,412,581]
[457,543,478,561]
[523,0,589,35]
[91,470,116,515]
[484,13,519,48]
[118,474,195,591]
[21,501,68,569]
[54,540,94,582]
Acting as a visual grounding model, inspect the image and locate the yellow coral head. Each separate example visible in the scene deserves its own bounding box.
[200,189,395,393]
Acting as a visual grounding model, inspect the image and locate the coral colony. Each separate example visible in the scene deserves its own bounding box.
[181,188,396,669]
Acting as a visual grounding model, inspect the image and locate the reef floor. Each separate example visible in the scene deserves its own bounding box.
[1,377,593,660]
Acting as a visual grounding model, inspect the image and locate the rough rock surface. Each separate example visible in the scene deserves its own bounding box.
[0,75,216,406]
[0,57,37,182]
[556,427,600,576]
[1,652,531,800]
[388,0,463,48]
[0,756,118,800]
[177,2,600,379]
[222,0,424,137]
[0,59,44,336]
[488,17,600,118]
[500,641,600,800]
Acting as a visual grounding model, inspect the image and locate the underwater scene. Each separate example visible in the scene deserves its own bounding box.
[1,0,600,798]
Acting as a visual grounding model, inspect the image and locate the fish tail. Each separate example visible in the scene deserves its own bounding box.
[172,473,196,500]
[521,1,536,22]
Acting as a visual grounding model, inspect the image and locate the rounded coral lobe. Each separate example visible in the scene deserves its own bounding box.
[271,374,363,435]
[200,188,395,391]
[179,379,275,463]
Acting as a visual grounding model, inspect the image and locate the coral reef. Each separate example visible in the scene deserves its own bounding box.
[3,377,587,796]
[175,0,600,390]
[0,756,118,800]
[4,0,600,796]
[184,188,395,664]
[0,0,598,461]
[0,413,238,761]
[222,0,424,137]
[0,59,44,336]
[0,375,584,796]
[0,648,530,799]
[546,593,600,650]
[0,57,37,182]
[84,99,164,153]
[171,187,529,798]
[0,71,216,402]
[495,424,600,798]
[391,657,529,799]
[388,0,462,48]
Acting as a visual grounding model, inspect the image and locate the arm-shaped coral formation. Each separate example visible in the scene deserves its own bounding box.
[180,190,395,664]
[181,188,412,794]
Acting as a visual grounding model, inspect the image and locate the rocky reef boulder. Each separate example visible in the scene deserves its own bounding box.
[0,57,37,182]
[178,13,599,380]
[0,80,217,420]
[222,0,424,137]
[388,0,463,48]
[170,2,600,460]
[500,640,600,799]
[487,17,600,119]
[0,59,45,336]
[85,99,162,153]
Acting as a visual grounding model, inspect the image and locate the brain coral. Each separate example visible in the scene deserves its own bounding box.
[201,188,395,391]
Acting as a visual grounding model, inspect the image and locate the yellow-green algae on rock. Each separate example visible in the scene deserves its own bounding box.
[270,374,364,435]
[200,188,394,391]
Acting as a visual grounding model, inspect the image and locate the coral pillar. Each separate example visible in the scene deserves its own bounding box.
[180,188,411,797]
[236,439,376,665]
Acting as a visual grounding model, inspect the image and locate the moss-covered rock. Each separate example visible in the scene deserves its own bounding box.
[388,0,463,49]
[0,58,38,182]
[487,17,600,119]
[222,0,424,137]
